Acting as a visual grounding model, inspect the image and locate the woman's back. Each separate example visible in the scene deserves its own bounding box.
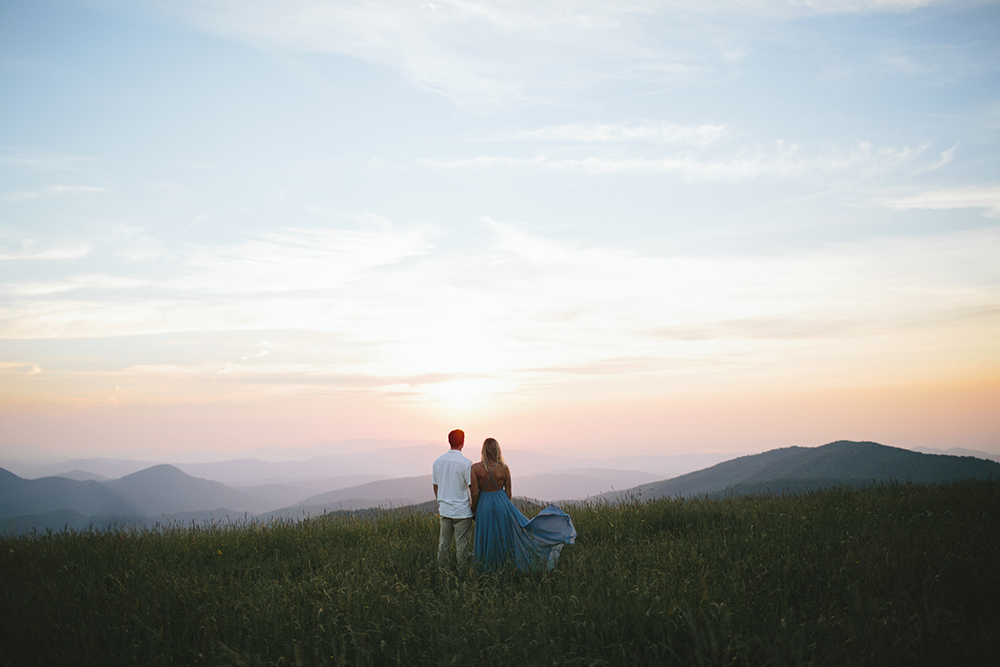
[473,460,510,496]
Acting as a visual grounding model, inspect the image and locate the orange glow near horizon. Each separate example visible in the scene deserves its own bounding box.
[3,370,998,461]
[2,224,998,463]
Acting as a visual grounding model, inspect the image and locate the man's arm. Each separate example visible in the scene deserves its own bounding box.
[469,470,479,515]
[433,483,438,499]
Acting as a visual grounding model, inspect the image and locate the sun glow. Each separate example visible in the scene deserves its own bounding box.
[420,377,506,411]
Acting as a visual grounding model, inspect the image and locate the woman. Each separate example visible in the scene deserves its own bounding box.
[471,437,577,572]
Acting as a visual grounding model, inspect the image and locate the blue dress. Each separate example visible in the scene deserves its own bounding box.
[473,465,577,572]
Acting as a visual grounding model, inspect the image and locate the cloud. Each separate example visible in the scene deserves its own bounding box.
[135,0,944,109]
[8,218,997,337]
[3,217,996,406]
[879,185,1000,218]
[0,153,101,171]
[2,274,150,297]
[493,121,725,145]
[0,242,91,261]
[918,145,958,173]
[420,141,929,181]
[177,224,439,295]
[111,226,168,262]
[1,185,112,202]
[147,0,657,108]
[866,35,1000,86]
[693,1,946,16]
[0,362,42,374]
[187,212,212,228]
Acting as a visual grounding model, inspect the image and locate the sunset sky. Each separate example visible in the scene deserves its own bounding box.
[1,0,998,462]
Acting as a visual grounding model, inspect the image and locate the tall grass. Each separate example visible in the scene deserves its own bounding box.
[1,480,997,666]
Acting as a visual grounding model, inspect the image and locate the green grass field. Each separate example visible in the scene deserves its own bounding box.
[2,480,997,666]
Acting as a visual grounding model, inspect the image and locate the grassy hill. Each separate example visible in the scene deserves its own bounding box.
[605,440,1000,501]
[5,441,997,536]
[0,479,996,665]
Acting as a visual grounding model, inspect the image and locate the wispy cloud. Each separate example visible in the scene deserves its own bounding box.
[187,211,212,228]
[1,274,150,297]
[3,218,996,405]
[918,145,958,173]
[177,225,439,295]
[138,0,945,109]
[0,153,102,171]
[0,362,42,375]
[111,226,168,262]
[867,37,1000,85]
[879,185,1000,218]
[420,141,929,181]
[1,185,112,202]
[0,241,91,261]
[493,121,725,145]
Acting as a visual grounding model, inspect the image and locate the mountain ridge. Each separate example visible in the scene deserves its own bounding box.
[4,440,999,534]
[105,465,271,516]
[601,440,1000,501]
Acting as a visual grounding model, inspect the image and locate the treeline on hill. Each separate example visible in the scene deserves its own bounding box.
[1,480,997,666]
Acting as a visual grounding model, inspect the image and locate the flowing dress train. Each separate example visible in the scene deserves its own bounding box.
[473,465,577,572]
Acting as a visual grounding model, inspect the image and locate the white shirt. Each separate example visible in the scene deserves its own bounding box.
[432,448,473,519]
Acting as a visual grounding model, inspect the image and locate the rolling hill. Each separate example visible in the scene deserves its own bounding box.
[4,445,736,487]
[104,465,272,516]
[601,440,1000,501]
[232,475,392,508]
[5,440,997,534]
[263,475,434,519]
[0,467,138,521]
[1,465,272,534]
[264,467,664,518]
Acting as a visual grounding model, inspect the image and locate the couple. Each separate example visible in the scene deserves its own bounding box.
[432,429,576,572]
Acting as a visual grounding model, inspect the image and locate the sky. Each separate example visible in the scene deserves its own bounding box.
[1,0,998,462]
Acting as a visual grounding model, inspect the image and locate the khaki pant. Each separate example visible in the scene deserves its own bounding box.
[438,516,474,570]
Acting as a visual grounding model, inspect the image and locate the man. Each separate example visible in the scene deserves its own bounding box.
[432,429,474,570]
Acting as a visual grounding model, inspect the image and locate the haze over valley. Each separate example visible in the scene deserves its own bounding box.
[3,439,998,535]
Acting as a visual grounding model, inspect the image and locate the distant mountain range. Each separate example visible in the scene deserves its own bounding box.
[3,442,738,485]
[0,464,270,533]
[911,446,1000,463]
[103,465,271,516]
[0,467,136,520]
[2,440,998,534]
[600,440,1000,501]
[262,468,663,519]
[0,460,660,534]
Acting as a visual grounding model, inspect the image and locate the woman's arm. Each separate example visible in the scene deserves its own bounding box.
[504,466,512,500]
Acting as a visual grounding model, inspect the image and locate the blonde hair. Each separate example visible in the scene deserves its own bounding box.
[481,437,506,469]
